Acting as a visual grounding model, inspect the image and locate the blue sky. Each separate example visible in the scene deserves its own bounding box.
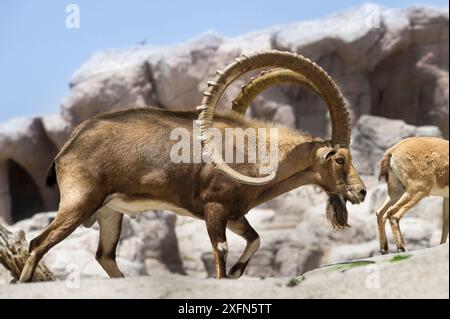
[0,1,448,122]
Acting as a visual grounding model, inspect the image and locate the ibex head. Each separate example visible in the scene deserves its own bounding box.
[316,145,366,204]
[315,145,366,229]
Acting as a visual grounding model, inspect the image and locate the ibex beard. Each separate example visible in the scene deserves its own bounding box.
[327,195,350,229]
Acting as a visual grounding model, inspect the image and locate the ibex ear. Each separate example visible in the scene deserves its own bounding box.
[317,147,336,163]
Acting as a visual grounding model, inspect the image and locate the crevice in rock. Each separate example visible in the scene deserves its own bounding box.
[7,159,45,223]
[143,61,164,109]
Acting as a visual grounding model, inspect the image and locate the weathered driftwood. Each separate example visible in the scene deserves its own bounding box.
[0,224,55,282]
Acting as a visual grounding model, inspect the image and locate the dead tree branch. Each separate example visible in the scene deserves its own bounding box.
[0,224,55,282]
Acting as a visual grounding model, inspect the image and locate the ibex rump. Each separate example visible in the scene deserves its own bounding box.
[19,51,366,282]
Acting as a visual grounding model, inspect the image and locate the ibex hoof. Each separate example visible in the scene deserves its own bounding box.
[227,270,241,279]
[380,249,389,255]
[228,263,246,279]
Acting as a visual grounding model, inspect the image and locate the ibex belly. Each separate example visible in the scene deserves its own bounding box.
[390,156,449,198]
[102,193,196,218]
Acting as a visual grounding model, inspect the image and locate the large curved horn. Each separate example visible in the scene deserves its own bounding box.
[197,50,351,185]
[231,68,323,114]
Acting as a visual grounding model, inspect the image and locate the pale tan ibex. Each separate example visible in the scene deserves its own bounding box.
[377,137,449,254]
[19,50,366,282]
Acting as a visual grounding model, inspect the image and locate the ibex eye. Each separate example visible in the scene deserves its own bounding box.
[336,158,345,165]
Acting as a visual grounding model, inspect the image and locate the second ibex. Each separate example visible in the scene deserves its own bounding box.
[19,50,366,282]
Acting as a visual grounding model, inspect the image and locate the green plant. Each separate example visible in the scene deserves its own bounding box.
[390,254,412,262]
[286,276,304,287]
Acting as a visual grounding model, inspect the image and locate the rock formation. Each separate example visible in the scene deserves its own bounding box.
[57,4,449,138]
[0,118,59,224]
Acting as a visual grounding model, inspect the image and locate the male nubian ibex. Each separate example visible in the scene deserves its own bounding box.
[377,137,449,254]
[19,50,366,282]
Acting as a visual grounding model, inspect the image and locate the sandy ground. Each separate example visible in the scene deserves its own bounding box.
[1,244,448,299]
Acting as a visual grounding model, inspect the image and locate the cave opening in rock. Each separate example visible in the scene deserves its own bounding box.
[7,159,45,223]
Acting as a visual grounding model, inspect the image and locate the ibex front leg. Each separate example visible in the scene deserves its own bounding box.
[227,217,260,278]
[204,203,229,279]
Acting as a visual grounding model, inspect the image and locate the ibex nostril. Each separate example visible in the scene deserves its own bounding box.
[359,189,367,198]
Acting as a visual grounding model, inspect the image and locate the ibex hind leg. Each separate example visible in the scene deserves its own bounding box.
[19,187,104,282]
[95,208,124,278]
[377,173,404,254]
[227,217,260,279]
[386,191,426,253]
